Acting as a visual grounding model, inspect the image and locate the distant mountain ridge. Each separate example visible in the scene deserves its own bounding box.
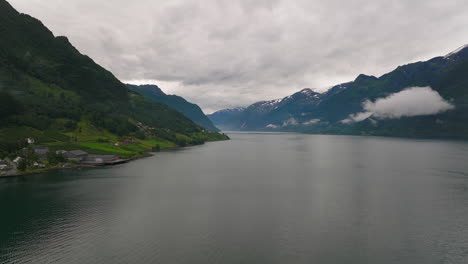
[208,88,324,130]
[209,44,468,138]
[127,84,220,132]
[207,107,246,131]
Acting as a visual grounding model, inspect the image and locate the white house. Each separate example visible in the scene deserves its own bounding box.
[13,156,24,164]
[33,162,46,168]
[0,159,11,170]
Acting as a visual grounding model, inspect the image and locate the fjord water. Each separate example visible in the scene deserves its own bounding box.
[1,133,468,264]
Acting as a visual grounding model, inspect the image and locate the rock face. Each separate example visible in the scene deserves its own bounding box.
[209,45,468,138]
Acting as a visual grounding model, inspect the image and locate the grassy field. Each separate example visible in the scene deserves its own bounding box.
[62,125,177,157]
[43,139,177,158]
[1,122,181,159]
[1,120,228,160]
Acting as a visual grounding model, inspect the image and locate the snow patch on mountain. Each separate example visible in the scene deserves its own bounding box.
[444,44,468,58]
[212,107,245,115]
[298,88,315,96]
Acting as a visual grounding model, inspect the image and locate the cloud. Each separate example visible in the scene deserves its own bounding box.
[282,118,299,127]
[302,119,321,125]
[8,0,468,111]
[364,87,455,118]
[266,124,279,129]
[341,112,373,124]
[267,118,320,128]
[341,87,455,123]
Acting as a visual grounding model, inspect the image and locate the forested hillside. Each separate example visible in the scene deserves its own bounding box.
[127,84,220,132]
[0,0,227,158]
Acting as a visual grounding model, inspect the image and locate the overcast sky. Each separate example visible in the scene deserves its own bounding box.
[9,0,468,113]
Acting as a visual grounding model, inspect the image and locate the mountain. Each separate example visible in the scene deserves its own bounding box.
[126,84,220,132]
[0,0,227,158]
[209,45,468,139]
[207,107,246,131]
[208,88,322,131]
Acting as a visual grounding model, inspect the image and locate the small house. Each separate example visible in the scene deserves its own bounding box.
[83,155,119,165]
[0,160,11,170]
[59,163,72,168]
[33,162,46,168]
[121,137,134,144]
[33,147,49,158]
[13,156,24,164]
[63,150,88,162]
[27,138,35,144]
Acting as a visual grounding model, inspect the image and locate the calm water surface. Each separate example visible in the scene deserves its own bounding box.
[1,133,468,264]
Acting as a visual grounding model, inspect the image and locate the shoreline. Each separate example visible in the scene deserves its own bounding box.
[0,150,154,179]
[0,138,228,179]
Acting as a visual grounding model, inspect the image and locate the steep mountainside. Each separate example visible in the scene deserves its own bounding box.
[209,45,468,138]
[126,84,219,131]
[0,0,227,157]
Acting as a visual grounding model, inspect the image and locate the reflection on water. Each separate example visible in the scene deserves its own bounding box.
[1,133,468,264]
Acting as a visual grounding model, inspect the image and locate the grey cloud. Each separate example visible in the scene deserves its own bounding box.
[342,87,455,123]
[8,0,468,111]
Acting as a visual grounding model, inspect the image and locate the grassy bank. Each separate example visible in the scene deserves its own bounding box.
[0,121,229,176]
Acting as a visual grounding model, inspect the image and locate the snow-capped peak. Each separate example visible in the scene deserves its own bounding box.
[212,107,245,114]
[298,88,314,95]
[289,88,321,100]
[290,88,319,98]
[444,44,468,58]
[295,88,321,97]
[230,107,246,111]
[255,98,281,107]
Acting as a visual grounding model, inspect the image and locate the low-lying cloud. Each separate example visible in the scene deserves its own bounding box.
[341,112,373,124]
[342,87,455,123]
[302,119,321,125]
[282,118,299,127]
